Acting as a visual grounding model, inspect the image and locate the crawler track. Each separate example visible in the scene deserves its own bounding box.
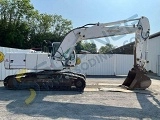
[3,71,86,92]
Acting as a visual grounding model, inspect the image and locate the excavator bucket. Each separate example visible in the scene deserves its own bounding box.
[122,68,151,90]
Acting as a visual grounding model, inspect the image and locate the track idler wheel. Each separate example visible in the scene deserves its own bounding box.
[4,76,14,89]
[122,68,151,90]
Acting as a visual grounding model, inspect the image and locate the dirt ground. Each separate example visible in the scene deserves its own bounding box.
[0,77,160,120]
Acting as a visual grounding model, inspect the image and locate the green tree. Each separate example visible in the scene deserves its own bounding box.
[75,41,84,53]
[82,42,97,54]
[0,0,35,48]
[29,14,72,48]
[0,0,72,49]
[51,15,72,37]
[99,43,115,54]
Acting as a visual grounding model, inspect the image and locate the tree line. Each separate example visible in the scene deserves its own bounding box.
[0,0,114,53]
[0,0,72,49]
[76,42,115,54]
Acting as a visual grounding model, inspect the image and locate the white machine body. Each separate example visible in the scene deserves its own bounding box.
[4,16,150,71]
[4,52,63,70]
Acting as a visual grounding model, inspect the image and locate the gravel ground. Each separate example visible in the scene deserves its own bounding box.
[0,77,160,120]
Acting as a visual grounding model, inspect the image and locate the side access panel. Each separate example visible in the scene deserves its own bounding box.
[36,53,51,70]
[9,53,26,69]
[26,53,38,69]
[26,53,52,70]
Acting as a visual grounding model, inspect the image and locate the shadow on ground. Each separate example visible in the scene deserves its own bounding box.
[0,85,160,119]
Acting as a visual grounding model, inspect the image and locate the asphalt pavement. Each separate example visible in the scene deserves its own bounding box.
[0,76,160,120]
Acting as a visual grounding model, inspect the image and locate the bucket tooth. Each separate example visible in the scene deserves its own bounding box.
[122,68,151,90]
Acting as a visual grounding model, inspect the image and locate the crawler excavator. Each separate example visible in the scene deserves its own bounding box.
[3,16,151,91]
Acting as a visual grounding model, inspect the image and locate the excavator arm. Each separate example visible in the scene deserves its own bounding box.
[55,17,150,70]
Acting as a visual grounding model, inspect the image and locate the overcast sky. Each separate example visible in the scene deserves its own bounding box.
[30,0,160,49]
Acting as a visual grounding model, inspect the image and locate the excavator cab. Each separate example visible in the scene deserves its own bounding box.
[41,40,60,55]
[51,42,61,56]
[51,42,78,67]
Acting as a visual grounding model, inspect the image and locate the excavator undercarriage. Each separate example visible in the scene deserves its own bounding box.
[4,71,86,91]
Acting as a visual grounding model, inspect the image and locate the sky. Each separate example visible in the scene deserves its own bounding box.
[30,0,160,49]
